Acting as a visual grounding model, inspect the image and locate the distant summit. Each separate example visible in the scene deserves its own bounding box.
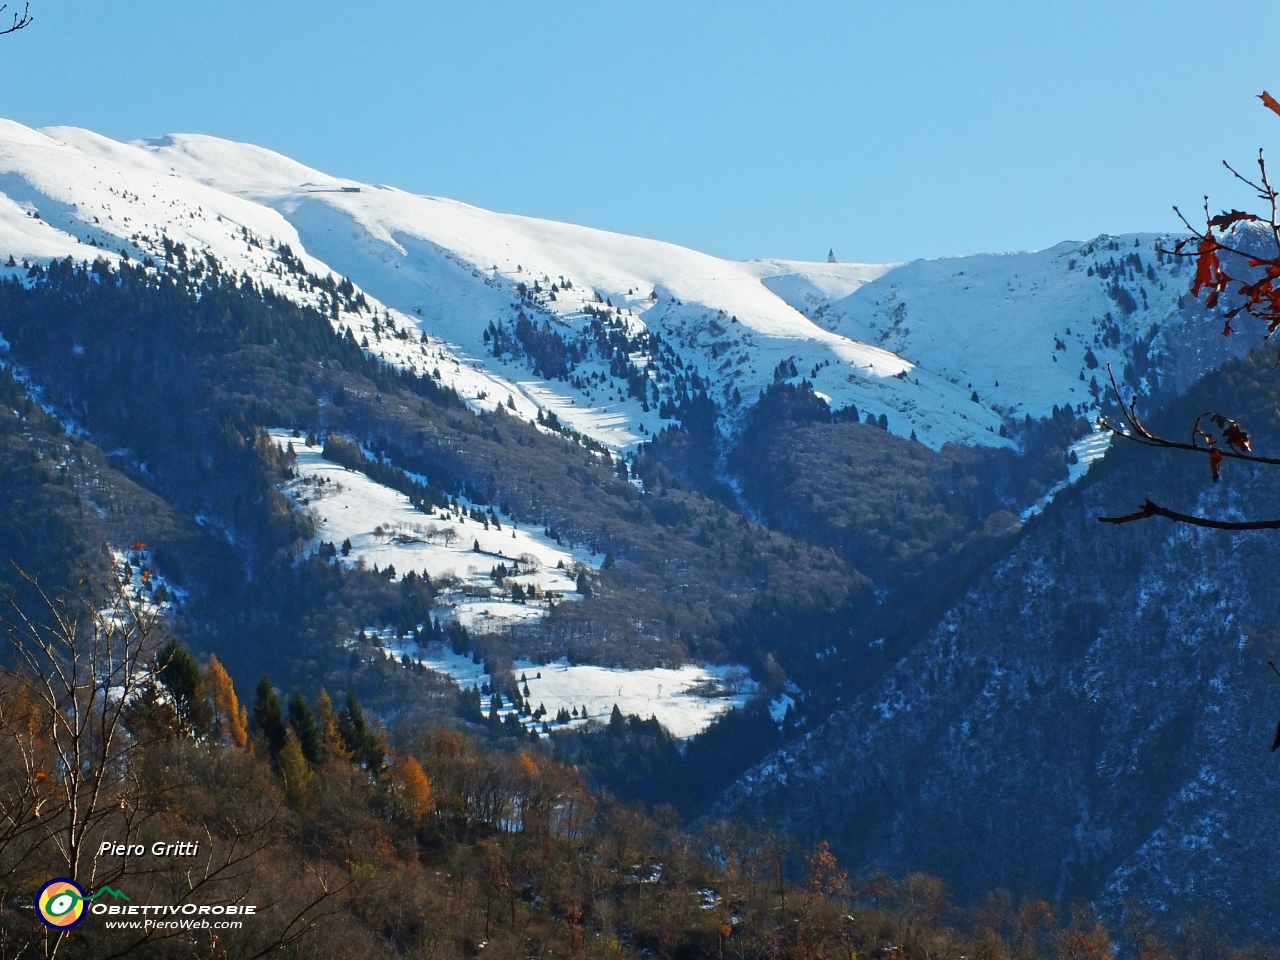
[828,248,837,263]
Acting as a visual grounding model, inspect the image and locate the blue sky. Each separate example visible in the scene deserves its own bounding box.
[1,1,1276,263]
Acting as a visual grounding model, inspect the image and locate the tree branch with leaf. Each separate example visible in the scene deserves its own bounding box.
[1100,91,1280,530]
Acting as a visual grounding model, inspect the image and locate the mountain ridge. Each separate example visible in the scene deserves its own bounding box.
[0,119,1249,462]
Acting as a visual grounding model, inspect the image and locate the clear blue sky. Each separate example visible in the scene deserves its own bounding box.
[0,1,1276,263]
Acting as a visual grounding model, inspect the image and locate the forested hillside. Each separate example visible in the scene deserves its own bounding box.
[0,357,207,612]
[4,618,1209,960]
[0,258,865,671]
[0,257,881,806]
[720,343,1280,939]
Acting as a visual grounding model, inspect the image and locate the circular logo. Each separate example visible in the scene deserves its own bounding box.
[36,878,87,929]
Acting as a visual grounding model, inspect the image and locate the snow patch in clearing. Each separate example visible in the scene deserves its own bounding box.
[270,429,595,629]
[512,658,757,740]
[377,634,758,740]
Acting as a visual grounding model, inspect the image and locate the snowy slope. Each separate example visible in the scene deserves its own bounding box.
[133,131,1011,450]
[747,258,900,318]
[0,118,1240,458]
[820,238,1251,422]
[271,430,594,631]
[0,122,557,436]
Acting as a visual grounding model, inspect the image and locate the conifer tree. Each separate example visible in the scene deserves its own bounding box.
[339,694,383,770]
[202,654,248,748]
[253,674,288,760]
[287,688,322,764]
[156,640,213,737]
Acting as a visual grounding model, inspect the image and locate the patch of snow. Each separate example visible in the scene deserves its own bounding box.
[769,694,795,725]
[513,658,757,740]
[377,634,756,740]
[1020,427,1113,522]
[271,429,594,629]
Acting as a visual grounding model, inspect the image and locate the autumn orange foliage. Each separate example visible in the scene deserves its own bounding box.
[202,653,249,748]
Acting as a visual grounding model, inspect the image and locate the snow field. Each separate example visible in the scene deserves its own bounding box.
[0,124,577,455]
[512,659,757,740]
[115,128,1022,449]
[370,632,760,740]
[824,237,1222,424]
[270,429,594,629]
[222,174,1014,450]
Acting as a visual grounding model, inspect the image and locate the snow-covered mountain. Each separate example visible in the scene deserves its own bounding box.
[817,238,1246,421]
[0,119,1248,456]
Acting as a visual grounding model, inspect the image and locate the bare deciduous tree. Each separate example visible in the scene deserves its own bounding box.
[1,566,160,882]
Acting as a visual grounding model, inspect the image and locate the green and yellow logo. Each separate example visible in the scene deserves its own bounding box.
[35,878,130,929]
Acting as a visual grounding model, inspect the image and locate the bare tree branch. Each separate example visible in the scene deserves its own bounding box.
[0,3,31,36]
[1098,497,1280,530]
[1098,359,1280,528]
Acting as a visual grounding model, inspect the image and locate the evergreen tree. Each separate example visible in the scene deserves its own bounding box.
[503,712,524,737]
[156,640,213,737]
[120,678,180,741]
[252,674,288,760]
[339,694,383,771]
[287,688,322,764]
